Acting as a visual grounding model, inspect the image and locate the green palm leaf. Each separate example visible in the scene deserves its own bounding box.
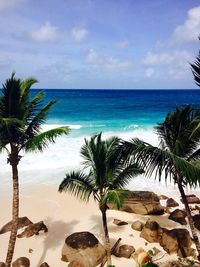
[101,189,130,209]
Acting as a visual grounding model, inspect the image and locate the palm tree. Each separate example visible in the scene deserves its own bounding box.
[122,105,200,259]
[0,73,70,267]
[191,36,200,87]
[59,133,143,266]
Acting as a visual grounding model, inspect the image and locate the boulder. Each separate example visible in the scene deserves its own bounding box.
[168,209,187,225]
[108,191,164,215]
[40,263,49,267]
[0,217,33,234]
[113,219,128,226]
[131,220,144,231]
[0,263,6,267]
[12,257,30,267]
[160,228,194,257]
[61,232,106,267]
[166,198,179,208]
[131,248,149,265]
[17,221,48,238]
[68,262,84,267]
[181,194,200,204]
[140,220,163,243]
[114,244,135,258]
[193,214,200,231]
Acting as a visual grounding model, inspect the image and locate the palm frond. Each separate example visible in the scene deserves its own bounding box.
[191,51,200,87]
[58,171,98,201]
[20,78,38,105]
[101,189,130,209]
[23,126,70,152]
[124,138,200,187]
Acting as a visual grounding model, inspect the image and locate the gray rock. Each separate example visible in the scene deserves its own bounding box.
[114,244,135,258]
[131,220,144,231]
[166,198,179,208]
[12,257,30,267]
[113,219,128,226]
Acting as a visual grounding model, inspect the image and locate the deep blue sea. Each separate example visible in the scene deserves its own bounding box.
[37,89,200,136]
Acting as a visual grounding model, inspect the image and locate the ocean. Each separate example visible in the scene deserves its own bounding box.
[1,89,200,192]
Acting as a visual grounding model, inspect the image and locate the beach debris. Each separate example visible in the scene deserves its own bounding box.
[0,217,33,235]
[12,257,30,267]
[131,220,145,231]
[159,195,169,200]
[131,248,149,265]
[40,263,50,267]
[108,191,164,215]
[168,209,187,225]
[166,198,179,208]
[28,248,33,253]
[113,219,128,226]
[193,214,200,231]
[17,221,48,238]
[181,194,200,204]
[61,231,106,267]
[113,244,135,258]
[140,220,162,243]
[152,247,161,256]
[0,262,6,267]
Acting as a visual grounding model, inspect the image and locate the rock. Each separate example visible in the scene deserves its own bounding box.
[131,220,144,231]
[152,247,161,255]
[160,228,193,257]
[114,244,135,258]
[181,194,200,204]
[108,191,164,215]
[113,219,128,226]
[17,221,48,238]
[28,249,33,253]
[0,263,6,267]
[12,257,30,267]
[68,262,84,267]
[0,217,33,234]
[159,195,169,200]
[166,198,179,207]
[131,248,149,265]
[193,214,200,231]
[168,209,187,225]
[61,232,106,267]
[40,263,49,267]
[140,220,163,243]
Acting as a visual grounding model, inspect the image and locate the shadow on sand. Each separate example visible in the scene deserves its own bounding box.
[37,217,79,267]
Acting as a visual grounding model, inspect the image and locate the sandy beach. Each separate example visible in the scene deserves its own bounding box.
[1,182,199,267]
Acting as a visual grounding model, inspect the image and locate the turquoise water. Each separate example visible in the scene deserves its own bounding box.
[34,89,200,136]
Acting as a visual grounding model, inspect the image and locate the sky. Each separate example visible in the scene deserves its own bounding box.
[0,0,200,89]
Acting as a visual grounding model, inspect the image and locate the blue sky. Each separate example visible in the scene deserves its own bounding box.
[0,0,200,89]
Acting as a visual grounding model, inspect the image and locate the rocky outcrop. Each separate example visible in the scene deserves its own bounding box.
[168,209,187,225]
[181,194,200,204]
[131,220,144,231]
[193,214,200,231]
[108,191,164,215]
[17,221,48,238]
[159,195,169,200]
[12,257,30,267]
[61,232,106,267]
[0,263,6,267]
[113,219,128,226]
[166,198,179,208]
[140,220,194,257]
[114,244,135,258]
[68,262,84,267]
[0,217,33,234]
[160,228,195,257]
[140,220,163,243]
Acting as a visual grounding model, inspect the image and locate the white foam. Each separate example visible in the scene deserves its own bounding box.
[42,124,82,131]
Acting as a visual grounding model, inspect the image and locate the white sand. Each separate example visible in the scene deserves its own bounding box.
[1,183,198,267]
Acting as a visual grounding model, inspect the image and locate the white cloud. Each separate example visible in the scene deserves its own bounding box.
[30,21,59,42]
[71,26,88,41]
[116,40,129,49]
[172,6,200,43]
[145,68,155,78]
[86,49,132,72]
[0,0,25,11]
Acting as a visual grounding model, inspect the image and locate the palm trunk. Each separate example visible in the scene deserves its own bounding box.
[100,205,112,266]
[177,180,200,260]
[5,151,20,267]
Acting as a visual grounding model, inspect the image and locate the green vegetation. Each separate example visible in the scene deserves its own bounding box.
[0,73,70,267]
[122,105,200,259]
[59,133,143,266]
